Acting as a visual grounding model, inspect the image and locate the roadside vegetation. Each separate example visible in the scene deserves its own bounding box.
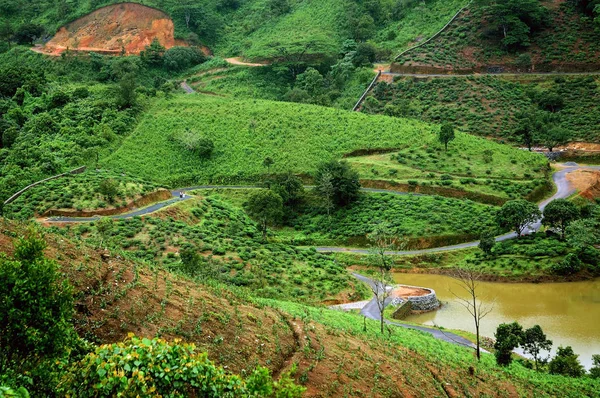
[3,170,161,219]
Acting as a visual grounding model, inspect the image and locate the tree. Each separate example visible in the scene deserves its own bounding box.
[494,322,523,366]
[244,190,284,240]
[262,156,274,175]
[12,23,43,45]
[367,223,400,335]
[548,346,585,377]
[452,268,493,361]
[522,325,552,371]
[98,178,120,203]
[315,171,335,218]
[478,230,496,257]
[0,21,13,49]
[542,127,571,152]
[295,67,324,97]
[268,171,304,207]
[438,123,455,151]
[117,73,137,109]
[590,354,600,379]
[140,38,166,66]
[482,0,548,48]
[566,218,600,251]
[314,160,361,207]
[496,199,541,237]
[542,199,579,239]
[0,230,74,374]
[163,47,206,71]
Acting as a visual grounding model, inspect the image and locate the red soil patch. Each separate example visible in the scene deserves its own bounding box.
[391,285,431,299]
[42,3,184,56]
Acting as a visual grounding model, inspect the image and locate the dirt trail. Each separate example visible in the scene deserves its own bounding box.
[225,57,268,67]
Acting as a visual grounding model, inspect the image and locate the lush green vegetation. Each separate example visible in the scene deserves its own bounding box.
[3,170,160,219]
[202,189,501,248]
[103,95,548,190]
[73,196,368,304]
[365,75,600,142]
[0,0,469,62]
[395,0,600,70]
[0,47,187,205]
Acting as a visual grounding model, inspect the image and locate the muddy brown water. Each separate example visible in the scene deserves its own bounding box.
[393,273,600,369]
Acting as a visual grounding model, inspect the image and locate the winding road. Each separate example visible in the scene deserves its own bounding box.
[45,164,598,256]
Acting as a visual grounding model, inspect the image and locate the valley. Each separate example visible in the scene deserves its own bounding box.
[1,0,600,396]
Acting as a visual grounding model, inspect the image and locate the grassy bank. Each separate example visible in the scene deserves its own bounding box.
[103,95,548,194]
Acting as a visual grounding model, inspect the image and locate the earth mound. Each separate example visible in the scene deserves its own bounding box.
[42,2,182,55]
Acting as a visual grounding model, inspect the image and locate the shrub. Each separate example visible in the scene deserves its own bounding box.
[164,47,206,71]
[551,253,582,276]
[59,335,304,397]
[548,346,585,378]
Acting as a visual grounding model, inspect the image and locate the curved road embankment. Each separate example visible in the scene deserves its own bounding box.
[350,273,480,350]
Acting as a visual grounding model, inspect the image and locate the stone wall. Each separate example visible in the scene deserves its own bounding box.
[406,287,440,312]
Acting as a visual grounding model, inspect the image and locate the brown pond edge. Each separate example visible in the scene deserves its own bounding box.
[42,189,172,217]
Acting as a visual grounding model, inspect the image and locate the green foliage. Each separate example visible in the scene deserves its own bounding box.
[3,171,158,219]
[244,189,284,239]
[0,230,75,372]
[590,354,600,379]
[481,0,549,48]
[496,199,541,236]
[548,346,585,378]
[314,160,360,207]
[164,47,206,71]
[369,76,600,143]
[266,171,304,207]
[60,335,304,397]
[290,193,499,247]
[551,252,582,276]
[0,386,29,398]
[478,230,496,256]
[522,325,552,371]
[105,95,546,189]
[542,199,579,239]
[98,178,120,203]
[438,123,455,151]
[494,321,523,366]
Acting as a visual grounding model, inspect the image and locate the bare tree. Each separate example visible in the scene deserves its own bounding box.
[368,223,403,335]
[451,268,493,361]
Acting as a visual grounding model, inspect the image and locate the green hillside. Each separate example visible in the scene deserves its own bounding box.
[394,0,600,72]
[0,0,468,61]
[364,74,600,142]
[103,95,548,192]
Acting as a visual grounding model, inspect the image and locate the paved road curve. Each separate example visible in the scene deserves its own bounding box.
[317,164,600,256]
[46,164,599,256]
[351,273,480,350]
[45,187,413,222]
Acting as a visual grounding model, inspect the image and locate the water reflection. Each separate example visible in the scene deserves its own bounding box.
[393,273,600,369]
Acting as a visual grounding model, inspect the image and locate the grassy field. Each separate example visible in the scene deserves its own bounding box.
[365,75,600,142]
[4,170,160,219]
[103,95,548,194]
[394,0,600,71]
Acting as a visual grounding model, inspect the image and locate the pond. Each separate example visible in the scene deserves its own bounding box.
[393,273,600,369]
